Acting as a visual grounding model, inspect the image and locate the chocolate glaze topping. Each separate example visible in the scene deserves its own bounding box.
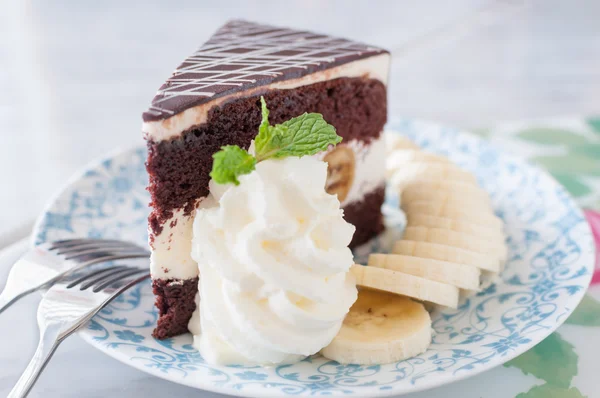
[142,20,388,122]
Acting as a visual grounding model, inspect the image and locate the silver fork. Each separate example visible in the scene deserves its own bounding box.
[0,238,150,314]
[8,263,151,398]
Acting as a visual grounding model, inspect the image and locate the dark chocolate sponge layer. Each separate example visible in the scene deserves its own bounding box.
[152,278,199,339]
[146,76,387,236]
[345,185,386,247]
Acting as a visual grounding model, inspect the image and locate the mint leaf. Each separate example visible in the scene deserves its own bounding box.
[254,96,341,162]
[255,97,276,157]
[210,145,256,185]
[259,96,270,137]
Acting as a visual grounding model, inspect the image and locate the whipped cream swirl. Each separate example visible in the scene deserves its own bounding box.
[189,156,357,365]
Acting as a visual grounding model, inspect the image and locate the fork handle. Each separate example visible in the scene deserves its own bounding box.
[0,287,37,315]
[0,273,63,315]
[8,324,63,398]
[0,292,13,314]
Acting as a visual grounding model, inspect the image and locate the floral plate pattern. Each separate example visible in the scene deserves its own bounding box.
[32,119,594,397]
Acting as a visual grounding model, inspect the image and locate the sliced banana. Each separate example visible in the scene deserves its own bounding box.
[385,134,420,153]
[393,240,501,273]
[401,183,492,212]
[402,180,492,207]
[323,145,356,203]
[406,213,504,240]
[388,150,449,165]
[387,150,449,177]
[368,253,480,290]
[401,191,491,213]
[321,289,431,365]
[403,226,507,262]
[390,163,477,189]
[402,200,504,229]
[350,264,459,308]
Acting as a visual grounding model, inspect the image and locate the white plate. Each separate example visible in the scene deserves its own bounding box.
[32,118,594,397]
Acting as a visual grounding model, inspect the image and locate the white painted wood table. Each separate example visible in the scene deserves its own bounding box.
[1,0,599,397]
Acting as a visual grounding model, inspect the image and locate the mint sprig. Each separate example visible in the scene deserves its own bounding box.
[210,145,257,186]
[210,96,342,185]
[254,97,342,161]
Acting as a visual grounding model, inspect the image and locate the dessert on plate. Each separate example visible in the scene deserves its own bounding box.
[143,20,390,340]
[142,20,507,366]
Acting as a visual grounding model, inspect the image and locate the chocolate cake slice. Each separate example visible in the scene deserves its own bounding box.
[143,20,390,339]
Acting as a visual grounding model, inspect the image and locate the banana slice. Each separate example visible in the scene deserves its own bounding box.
[393,240,501,273]
[388,150,449,166]
[402,180,492,206]
[401,182,492,212]
[401,191,491,213]
[386,134,420,153]
[387,150,449,177]
[402,200,504,229]
[406,213,504,240]
[323,145,356,203]
[368,253,480,290]
[321,289,431,365]
[403,226,507,262]
[350,264,459,308]
[390,163,478,189]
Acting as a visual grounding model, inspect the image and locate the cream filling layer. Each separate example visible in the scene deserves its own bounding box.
[149,135,385,280]
[149,207,198,280]
[143,53,390,142]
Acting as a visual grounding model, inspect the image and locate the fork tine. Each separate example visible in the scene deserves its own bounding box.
[47,238,119,249]
[63,249,149,262]
[92,268,148,292]
[36,253,148,293]
[49,238,133,246]
[78,267,135,290]
[66,266,129,289]
[54,241,144,255]
[48,239,143,252]
[61,246,149,259]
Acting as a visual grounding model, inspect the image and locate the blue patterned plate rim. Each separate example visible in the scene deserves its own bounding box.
[32,118,594,397]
